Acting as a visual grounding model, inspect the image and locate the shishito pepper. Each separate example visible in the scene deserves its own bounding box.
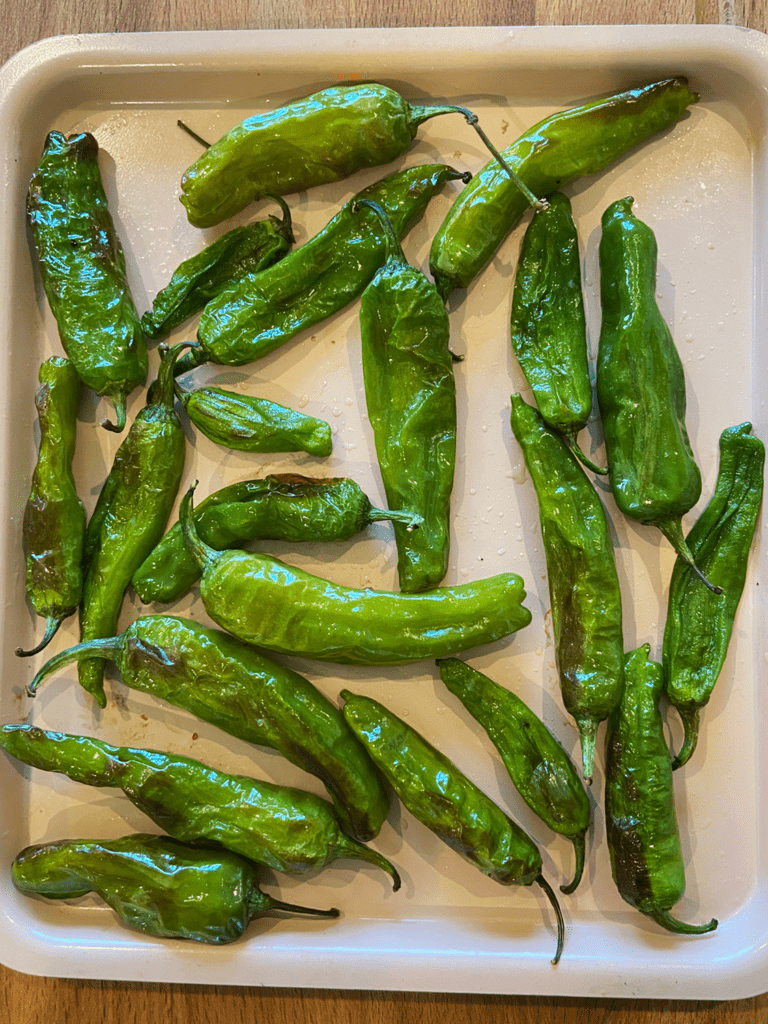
[356,198,456,592]
[17,358,86,658]
[429,78,698,301]
[27,614,390,843]
[27,131,147,432]
[663,422,765,769]
[12,834,339,944]
[604,646,718,936]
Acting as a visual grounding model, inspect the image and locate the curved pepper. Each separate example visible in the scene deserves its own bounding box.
[12,834,339,944]
[27,614,390,842]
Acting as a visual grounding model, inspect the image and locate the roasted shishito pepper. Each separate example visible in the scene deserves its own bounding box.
[0,725,401,889]
[429,78,698,301]
[437,658,591,895]
[509,394,624,784]
[663,422,765,769]
[356,198,456,592]
[27,130,147,432]
[340,690,564,965]
[604,646,718,936]
[27,615,390,843]
[17,358,86,658]
[12,834,339,944]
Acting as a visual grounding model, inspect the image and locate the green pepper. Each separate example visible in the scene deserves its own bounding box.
[177,484,532,665]
[12,834,339,944]
[176,384,332,456]
[509,192,605,475]
[27,131,148,432]
[604,646,718,935]
[131,474,421,605]
[356,198,456,592]
[596,197,719,593]
[78,343,189,708]
[173,163,471,376]
[17,358,86,658]
[663,422,765,769]
[340,690,564,964]
[27,614,390,842]
[429,78,698,301]
[436,658,591,895]
[0,725,401,888]
[509,394,624,784]
[141,195,294,338]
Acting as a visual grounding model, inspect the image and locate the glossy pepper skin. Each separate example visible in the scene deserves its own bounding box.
[429,78,698,301]
[141,196,294,338]
[27,614,390,842]
[179,83,473,228]
[179,485,532,665]
[174,163,471,376]
[12,834,339,944]
[437,658,591,895]
[663,423,765,769]
[509,394,624,784]
[78,343,188,707]
[509,192,605,476]
[17,358,86,658]
[340,690,564,965]
[356,199,456,592]
[0,725,401,888]
[604,646,718,936]
[132,474,421,605]
[177,385,332,456]
[27,131,148,432]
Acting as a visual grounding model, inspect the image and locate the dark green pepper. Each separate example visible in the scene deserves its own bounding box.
[12,834,339,944]
[509,394,624,784]
[356,198,456,592]
[178,484,532,665]
[17,357,86,658]
[340,690,564,965]
[173,163,471,376]
[78,343,189,707]
[27,614,390,842]
[429,78,698,301]
[27,131,148,432]
[436,658,591,895]
[604,645,718,935]
[131,474,421,605]
[141,195,294,338]
[0,725,400,888]
[663,422,765,769]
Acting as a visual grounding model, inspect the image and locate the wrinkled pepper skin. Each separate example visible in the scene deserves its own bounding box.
[132,474,420,605]
[437,658,590,895]
[429,78,698,301]
[179,486,532,665]
[0,725,400,888]
[357,199,456,592]
[141,197,294,338]
[663,422,765,769]
[18,358,86,657]
[178,385,332,456]
[509,394,624,784]
[179,83,472,228]
[604,646,718,935]
[341,689,564,964]
[78,344,188,707]
[174,164,471,376]
[27,131,148,432]
[27,614,390,842]
[12,834,339,944]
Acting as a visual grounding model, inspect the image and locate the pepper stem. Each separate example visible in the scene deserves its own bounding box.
[150,342,198,408]
[563,435,609,476]
[536,874,565,965]
[177,120,211,149]
[648,908,718,935]
[366,506,424,531]
[258,894,340,921]
[179,483,220,573]
[655,516,723,595]
[671,706,701,771]
[258,192,295,244]
[16,617,62,658]
[575,716,598,786]
[333,834,401,892]
[26,635,124,697]
[559,832,587,896]
[353,199,406,268]
[101,393,128,433]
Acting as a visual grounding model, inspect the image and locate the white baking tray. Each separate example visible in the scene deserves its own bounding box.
[0,25,765,999]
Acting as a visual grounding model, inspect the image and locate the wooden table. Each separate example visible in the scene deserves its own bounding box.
[2,0,766,1021]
